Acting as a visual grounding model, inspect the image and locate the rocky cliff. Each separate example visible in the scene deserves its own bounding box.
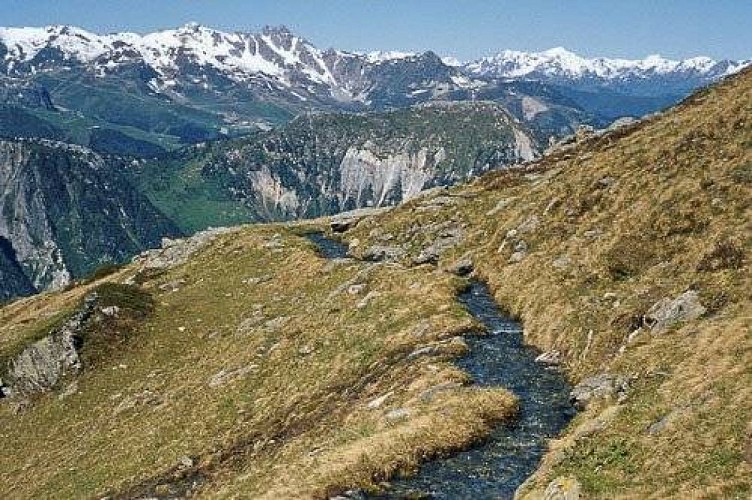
[138,102,538,227]
[0,139,181,299]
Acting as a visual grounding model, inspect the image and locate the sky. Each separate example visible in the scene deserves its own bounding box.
[3,0,751,61]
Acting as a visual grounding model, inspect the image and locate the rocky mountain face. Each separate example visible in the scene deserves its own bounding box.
[133,102,537,226]
[2,24,744,156]
[0,139,181,299]
[0,237,35,302]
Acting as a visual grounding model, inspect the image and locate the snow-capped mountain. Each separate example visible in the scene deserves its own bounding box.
[0,23,470,106]
[0,23,747,154]
[463,47,750,95]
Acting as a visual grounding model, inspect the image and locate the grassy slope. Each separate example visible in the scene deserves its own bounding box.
[0,226,514,498]
[0,69,749,499]
[347,68,752,497]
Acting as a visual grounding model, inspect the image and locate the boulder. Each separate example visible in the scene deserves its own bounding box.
[644,290,706,331]
[362,245,405,262]
[1,294,97,399]
[570,373,629,410]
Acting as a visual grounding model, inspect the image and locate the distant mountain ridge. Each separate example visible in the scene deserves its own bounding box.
[0,23,747,143]
[463,46,750,96]
[1,24,746,87]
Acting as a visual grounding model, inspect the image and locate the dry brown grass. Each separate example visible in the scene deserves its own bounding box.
[1,69,750,499]
[348,68,752,497]
[0,226,515,499]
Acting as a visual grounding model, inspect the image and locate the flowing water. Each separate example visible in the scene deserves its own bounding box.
[305,232,576,499]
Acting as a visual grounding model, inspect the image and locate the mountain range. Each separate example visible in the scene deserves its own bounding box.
[0,23,748,301]
[1,23,748,153]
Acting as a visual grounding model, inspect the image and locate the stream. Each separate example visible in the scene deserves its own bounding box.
[305,232,576,499]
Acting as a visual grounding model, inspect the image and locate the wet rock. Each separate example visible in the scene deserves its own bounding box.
[543,476,581,500]
[570,373,629,410]
[362,245,405,262]
[644,290,706,331]
[535,350,562,366]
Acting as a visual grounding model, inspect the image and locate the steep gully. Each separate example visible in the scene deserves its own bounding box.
[305,232,575,499]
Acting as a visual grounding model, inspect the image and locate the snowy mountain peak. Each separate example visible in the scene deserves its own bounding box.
[463,47,750,81]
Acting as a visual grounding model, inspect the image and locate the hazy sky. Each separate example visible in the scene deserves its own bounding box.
[3,0,751,61]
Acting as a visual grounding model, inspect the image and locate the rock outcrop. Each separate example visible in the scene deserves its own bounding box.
[1,295,96,399]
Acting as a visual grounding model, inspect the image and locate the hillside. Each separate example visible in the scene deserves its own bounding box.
[130,102,537,231]
[0,68,749,499]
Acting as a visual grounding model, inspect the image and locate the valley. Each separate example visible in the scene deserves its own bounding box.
[0,61,748,498]
[0,12,749,500]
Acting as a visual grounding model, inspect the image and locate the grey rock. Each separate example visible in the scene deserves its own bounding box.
[330,207,390,233]
[356,291,381,309]
[139,227,237,271]
[362,245,405,262]
[570,373,629,410]
[647,406,689,435]
[367,391,394,409]
[535,350,562,365]
[644,290,706,331]
[552,255,571,269]
[413,226,465,265]
[517,215,540,234]
[385,408,410,420]
[486,197,516,216]
[449,256,474,276]
[419,382,463,402]
[2,294,97,399]
[208,364,257,388]
[347,284,367,295]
